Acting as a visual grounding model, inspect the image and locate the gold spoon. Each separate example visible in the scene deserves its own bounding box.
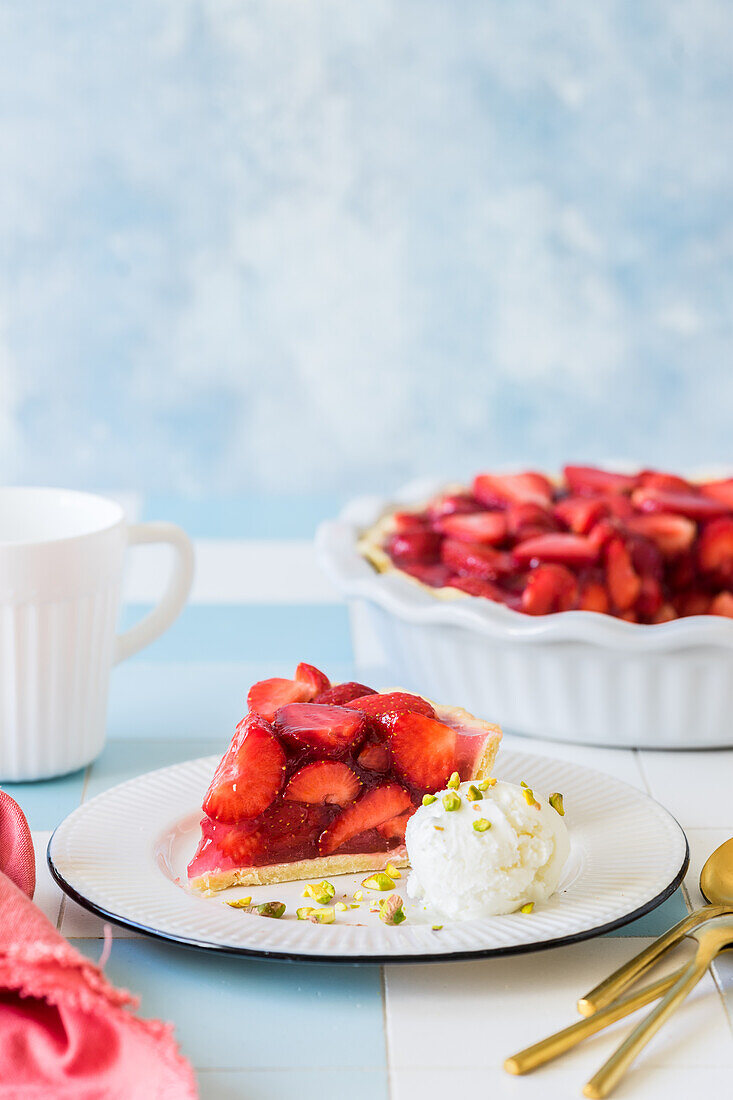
[504,837,733,1087]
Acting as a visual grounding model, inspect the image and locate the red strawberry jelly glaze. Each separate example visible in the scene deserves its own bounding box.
[376,465,733,623]
[188,666,498,881]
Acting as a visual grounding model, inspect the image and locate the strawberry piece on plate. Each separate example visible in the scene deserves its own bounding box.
[627,514,696,557]
[698,518,733,581]
[709,592,733,618]
[631,487,730,520]
[389,711,458,791]
[564,465,639,495]
[356,741,392,773]
[284,761,362,806]
[295,662,330,697]
[512,533,598,568]
[387,529,442,564]
[473,471,554,509]
[441,538,513,580]
[577,578,610,613]
[553,496,606,535]
[274,703,366,757]
[319,784,412,855]
[247,677,312,721]
[346,691,435,735]
[521,564,578,614]
[605,538,642,612]
[436,510,507,544]
[315,681,375,705]
[203,714,286,823]
[700,479,733,510]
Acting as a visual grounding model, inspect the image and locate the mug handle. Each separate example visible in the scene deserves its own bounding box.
[114,522,195,664]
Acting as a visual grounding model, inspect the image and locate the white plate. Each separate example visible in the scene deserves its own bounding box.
[48,750,688,963]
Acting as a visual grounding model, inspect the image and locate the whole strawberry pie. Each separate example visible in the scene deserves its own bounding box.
[359,465,733,623]
[188,663,501,891]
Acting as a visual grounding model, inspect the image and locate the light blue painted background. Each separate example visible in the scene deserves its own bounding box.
[1,1,731,495]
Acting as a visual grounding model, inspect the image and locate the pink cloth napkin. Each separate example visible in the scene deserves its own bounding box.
[0,790,198,1099]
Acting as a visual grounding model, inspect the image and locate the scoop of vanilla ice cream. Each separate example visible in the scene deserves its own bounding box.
[406,779,569,920]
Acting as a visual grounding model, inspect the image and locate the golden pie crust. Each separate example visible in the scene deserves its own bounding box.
[189,695,501,893]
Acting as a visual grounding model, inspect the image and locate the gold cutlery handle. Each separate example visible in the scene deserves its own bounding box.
[577,905,722,1015]
[583,951,714,1099]
[504,967,681,1075]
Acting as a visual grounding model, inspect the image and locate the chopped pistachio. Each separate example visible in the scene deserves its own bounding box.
[520,780,528,788]
[303,880,336,905]
[431,924,443,931]
[549,792,565,817]
[255,901,286,919]
[379,894,407,925]
[335,901,348,912]
[422,793,437,806]
[520,902,534,914]
[385,862,401,879]
[433,825,445,832]
[522,787,540,810]
[225,896,252,909]
[473,818,491,833]
[362,871,395,891]
[478,777,497,791]
[466,784,483,802]
[353,890,363,901]
[297,906,316,920]
[442,791,461,812]
[309,907,335,924]
[447,771,461,789]
[350,904,360,910]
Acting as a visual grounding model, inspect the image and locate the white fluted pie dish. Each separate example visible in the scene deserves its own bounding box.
[316,478,733,749]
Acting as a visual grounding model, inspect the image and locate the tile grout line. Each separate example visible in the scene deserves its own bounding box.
[380,966,394,1100]
[57,762,92,932]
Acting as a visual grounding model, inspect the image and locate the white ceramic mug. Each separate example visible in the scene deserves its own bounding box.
[0,488,194,781]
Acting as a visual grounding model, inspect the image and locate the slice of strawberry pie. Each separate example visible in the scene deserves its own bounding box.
[187,662,502,891]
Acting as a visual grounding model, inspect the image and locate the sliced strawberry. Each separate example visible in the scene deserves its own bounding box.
[564,465,639,495]
[605,538,641,612]
[673,589,711,616]
[506,501,558,540]
[400,561,454,588]
[603,493,635,522]
[667,551,696,593]
[650,603,678,623]
[247,677,311,721]
[284,761,362,806]
[437,510,507,544]
[709,592,733,618]
[356,741,392,772]
[473,471,554,509]
[319,784,412,855]
[295,662,330,697]
[588,518,619,554]
[315,681,375,706]
[376,809,412,842]
[389,712,458,791]
[392,510,431,533]
[627,535,664,580]
[627,514,696,557]
[512,533,598,568]
[521,564,577,615]
[700,479,733,510]
[638,469,692,493]
[274,703,366,756]
[441,538,513,580]
[636,575,663,620]
[577,579,610,613]
[632,487,729,520]
[387,529,442,565]
[698,518,733,581]
[203,715,286,823]
[553,496,606,535]
[426,492,480,521]
[446,574,507,602]
[346,692,435,735]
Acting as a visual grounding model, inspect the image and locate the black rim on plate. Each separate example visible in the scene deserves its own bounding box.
[47,831,689,966]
